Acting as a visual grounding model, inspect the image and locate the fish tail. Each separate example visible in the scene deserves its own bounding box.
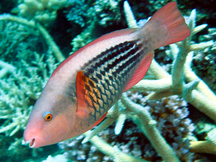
[140,2,190,49]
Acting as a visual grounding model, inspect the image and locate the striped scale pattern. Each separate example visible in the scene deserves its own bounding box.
[81,40,145,125]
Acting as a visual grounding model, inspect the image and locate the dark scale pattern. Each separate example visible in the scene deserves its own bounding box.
[82,41,145,124]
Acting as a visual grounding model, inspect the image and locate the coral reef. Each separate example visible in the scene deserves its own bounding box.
[0,0,123,160]
[0,12,60,161]
[0,51,58,160]
[58,1,216,162]
[191,28,216,93]
[0,0,216,162]
[15,0,69,26]
[67,0,122,52]
[0,18,39,60]
[59,93,196,161]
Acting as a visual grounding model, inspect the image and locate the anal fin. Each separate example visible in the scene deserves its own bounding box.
[89,112,108,130]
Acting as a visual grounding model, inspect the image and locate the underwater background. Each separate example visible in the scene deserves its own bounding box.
[0,0,216,161]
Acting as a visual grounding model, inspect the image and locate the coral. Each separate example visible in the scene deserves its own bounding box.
[42,154,68,162]
[0,1,66,160]
[0,0,216,162]
[190,28,216,93]
[0,18,39,60]
[0,52,57,160]
[68,0,122,52]
[66,0,87,27]
[0,61,16,78]
[0,13,60,161]
[90,0,121,27]
[126,92,195,161]
[58,1,216,162]
[16,0,69,26]
[0,14,65,62]
[70,24,95,52]
[58,93,195,161]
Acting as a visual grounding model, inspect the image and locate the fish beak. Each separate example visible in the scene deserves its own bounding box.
[25,138,36,148]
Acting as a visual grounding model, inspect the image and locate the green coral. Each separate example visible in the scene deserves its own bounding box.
[191,28,216,93]
[68,0,122,52]
[0,0,216,161]
[16,0,69,27]
[0,11,60,161]
[0,19,39,60]
[68,2,216,161]
[0,52,57,160]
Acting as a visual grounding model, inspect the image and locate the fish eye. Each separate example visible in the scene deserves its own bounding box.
[43,111,53,122]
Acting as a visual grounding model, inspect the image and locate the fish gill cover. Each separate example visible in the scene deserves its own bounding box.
[0,0,216,161]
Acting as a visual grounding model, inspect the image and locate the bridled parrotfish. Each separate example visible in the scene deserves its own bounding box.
[23,2,190,148]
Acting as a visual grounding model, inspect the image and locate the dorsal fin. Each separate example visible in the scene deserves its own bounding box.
[124,51,154,91]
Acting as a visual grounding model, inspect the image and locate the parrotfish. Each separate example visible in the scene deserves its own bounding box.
[24,2,190,148]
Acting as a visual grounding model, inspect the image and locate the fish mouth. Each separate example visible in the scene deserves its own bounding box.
[25,138,36,148]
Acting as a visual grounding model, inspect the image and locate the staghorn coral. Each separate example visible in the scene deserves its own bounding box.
[58,93,196,161]
[42,154,68,162]
[0,18,40,60]
[126,92,195,161]
[0,1,67,159]
[0,12,61,161]
[0,0,216,161]
[0,2,68,160]
[0,52,57,160]
[0,60,16,78]
[191,28,216,93]
[58,1,216,162]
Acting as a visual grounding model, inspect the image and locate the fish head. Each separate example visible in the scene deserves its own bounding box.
[23,84,77,148]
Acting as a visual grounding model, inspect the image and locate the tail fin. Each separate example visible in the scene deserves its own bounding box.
[141,2,190,49]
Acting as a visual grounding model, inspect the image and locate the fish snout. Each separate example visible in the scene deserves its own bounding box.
[24,138,36,148]
[23,128,41,148]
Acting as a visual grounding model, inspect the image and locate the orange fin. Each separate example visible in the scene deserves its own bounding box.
[89,112,108,130]
[76,71,90,118]
[76,70,102,119]
[124,51,154,91]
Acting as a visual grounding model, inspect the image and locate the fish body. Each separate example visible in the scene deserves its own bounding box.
[24,2,190,148]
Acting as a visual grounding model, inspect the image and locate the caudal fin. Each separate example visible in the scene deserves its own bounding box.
[142,2,190,49]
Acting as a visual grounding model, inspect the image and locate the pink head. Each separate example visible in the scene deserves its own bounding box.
[23,83,77,148]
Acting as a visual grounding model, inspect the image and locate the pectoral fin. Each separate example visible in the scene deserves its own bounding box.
[76,71,90,118]
[76,71,101,119]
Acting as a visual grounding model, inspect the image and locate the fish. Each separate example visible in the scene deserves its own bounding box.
[23,1,190,148]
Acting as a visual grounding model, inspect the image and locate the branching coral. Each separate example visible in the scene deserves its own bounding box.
[59,1,216,162]
[16,0,69,26]
[0,17,39,60]
[1,0,216,161]
[191,27,216,93]
[59,92,196,161]
[0,14,59,158]
[68,0,122,52]
[0,60,16,78]
[0,52,56,137]
[0,53,58,160]
[0,1,66,159]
